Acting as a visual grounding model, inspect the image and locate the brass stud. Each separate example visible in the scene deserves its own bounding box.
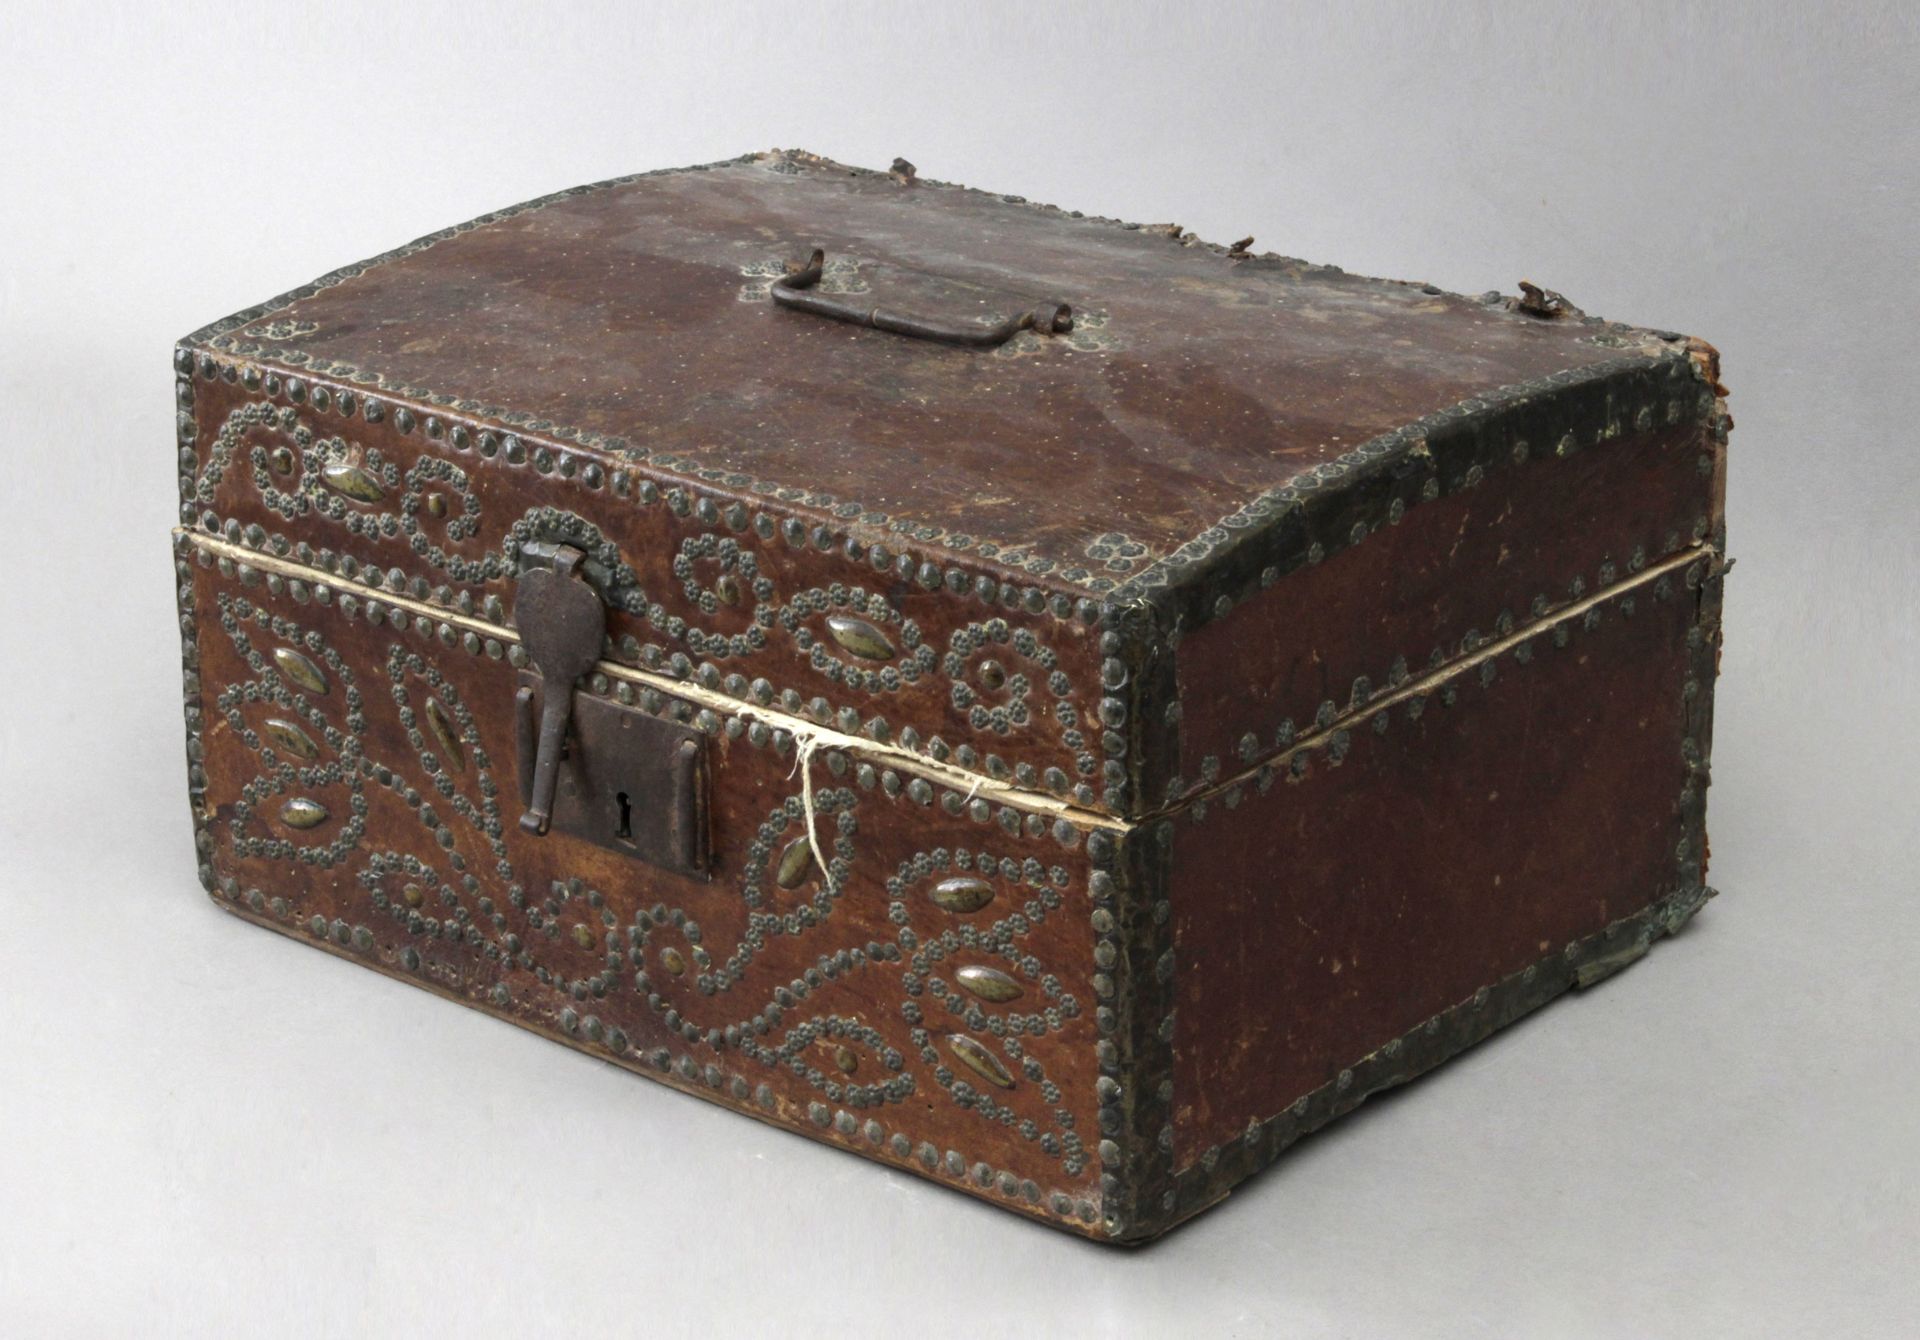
[401,883,426,908]
[977,659,1007,691]
[319,460,386,503]
[424,492,448,518]
[570,924,595,950]
[262,717,319,760]
[269,446,295,475]
[955,965,1023,1003]
[279,797,329,829]
[929,876,994,913]
[833,1045,859,1075]
[273,647,329,695]
[947,1035,1014,1089]
[424,697,465,773]
[824,614,894,661]
[661,947,687,975]
[775,836,813,889]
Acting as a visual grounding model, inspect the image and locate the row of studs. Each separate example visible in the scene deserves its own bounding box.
[178,536,216,887]
[1171,553,1717,827]
[1163,526,1717,807]
[1162,880,1716,1224]
[179,331,1122,594]
[186,549,1111,1231]
[209,875,1108,1230]
[1148,551,1725,1220]
[1121,351,1708,617]
[188,513,1121,827]
[202,549,1098,1090]
[199,544,1111,1036]
[1083,839,1153,1232]
[176,363,1117,807]
[1673,405,1728,872]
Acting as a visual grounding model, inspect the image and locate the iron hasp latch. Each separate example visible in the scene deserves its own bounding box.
[513,545,606,835]
[511,546,708,876]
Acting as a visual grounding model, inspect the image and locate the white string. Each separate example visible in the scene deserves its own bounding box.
[792,734,827,882]
[190,533,1128,841]
[743,705,832,883]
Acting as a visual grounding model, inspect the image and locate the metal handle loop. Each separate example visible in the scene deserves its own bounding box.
[770,248,1073,349]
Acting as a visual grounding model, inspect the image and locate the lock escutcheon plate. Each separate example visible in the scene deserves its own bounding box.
[513,673,710,878]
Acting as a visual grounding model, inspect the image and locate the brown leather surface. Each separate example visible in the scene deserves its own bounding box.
[1172,418,1716,803]
[174,152,1726,1240]
[1168,568,1701,1166]
[205,151,1662,585]
[183,548,1110,1230]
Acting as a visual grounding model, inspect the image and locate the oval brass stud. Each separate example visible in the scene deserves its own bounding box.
[775,835,814,889]
[977,659,1007,691]
[833,1045,859,1075]
[825,614,895,661]
[424,492,448,518]
[570,923,595,950]
[262,717,319,760]
[956,965,1023,1003]
[714,573,742,606]
[660,947,687,976]
[320,460,386,503]
[273,647,329,696]
[269,446,295,475]
[947,1035,1015,1089]
[401,883,426,908]
[929,876,994,913]
[424,698,465,773]
[279,797,330,830]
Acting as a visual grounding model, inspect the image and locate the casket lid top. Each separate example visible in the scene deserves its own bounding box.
[198,149,1681,597]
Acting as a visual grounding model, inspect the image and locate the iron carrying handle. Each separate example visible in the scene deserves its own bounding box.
[770,249,1074,349]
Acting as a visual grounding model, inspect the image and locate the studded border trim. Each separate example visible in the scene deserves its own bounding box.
[172,344,1107,623]
[178,526,1133,1237]
[1140,880,1716,1240]
[206,889,1120,1232]
[1114,349,1722,815]
[1161,538,1719,812]
[1115,348,1713,626]
[173,357,1136,812]
[182,529,1126,836]
[1161,543,1718,826]
[1100,536,1727,1242]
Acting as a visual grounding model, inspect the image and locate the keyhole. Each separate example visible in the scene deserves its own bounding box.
[615,791,633,842]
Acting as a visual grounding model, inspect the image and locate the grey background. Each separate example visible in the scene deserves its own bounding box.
[2,2,1914,1335]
